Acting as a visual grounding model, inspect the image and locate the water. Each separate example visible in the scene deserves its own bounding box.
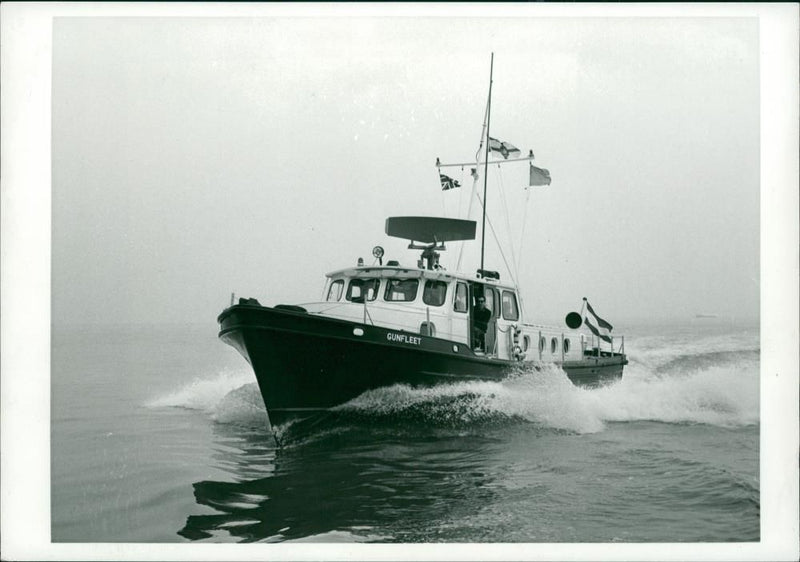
[51,320,759,543]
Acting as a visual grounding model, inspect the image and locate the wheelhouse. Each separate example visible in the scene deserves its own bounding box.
[308,265,522,357]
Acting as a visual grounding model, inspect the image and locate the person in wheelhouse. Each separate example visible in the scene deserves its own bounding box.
[471,293,492,351]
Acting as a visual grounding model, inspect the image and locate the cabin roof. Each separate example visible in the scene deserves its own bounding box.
[325,265,516,291]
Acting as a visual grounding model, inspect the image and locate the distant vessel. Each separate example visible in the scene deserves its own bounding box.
[218,54,627,426]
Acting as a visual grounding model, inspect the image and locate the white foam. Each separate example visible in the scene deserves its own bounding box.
[145,369,271,427]
[338,356,759,434]
[338,365,607,433]
[144,369,255,412]
[211,383,270,426]
[584,362,760,427]
[144,339,760,435]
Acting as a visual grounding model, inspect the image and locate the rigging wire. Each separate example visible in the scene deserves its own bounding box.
[457,94,491,271]
[516,184,533,275]
[439,168,448,218]
[475,191,519,289]
[456,169,480,272]
[457,166,468,221]
[512,183,533,321]
[475,97,490,162]
[493,163,520,284]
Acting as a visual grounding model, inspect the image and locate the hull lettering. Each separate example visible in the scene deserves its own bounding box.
[386,332,422,346]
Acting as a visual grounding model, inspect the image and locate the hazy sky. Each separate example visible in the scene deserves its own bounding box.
[51,14,761,326]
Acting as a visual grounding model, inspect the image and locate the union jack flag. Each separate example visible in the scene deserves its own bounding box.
[440,173,461,191]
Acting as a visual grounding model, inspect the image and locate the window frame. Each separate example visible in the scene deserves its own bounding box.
[422,280,448,307]
[383,278,420,302]
[345,278,380,302]
[326,279,344,301]
[453,282,468,313]
[501,290,520,321]
[482,286,497,316]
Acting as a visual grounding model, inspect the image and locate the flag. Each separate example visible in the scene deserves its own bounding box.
[440,173,461,191]
[529,164,552,186]
[488,137,521,159]
[586,301,613,331]
[584,299,613,343]
[584,318,612,343]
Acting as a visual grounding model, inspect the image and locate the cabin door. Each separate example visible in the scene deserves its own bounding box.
[451,281,470,345]
[491,289,521,360]
[469,283,501,356]
[483,287,501,356]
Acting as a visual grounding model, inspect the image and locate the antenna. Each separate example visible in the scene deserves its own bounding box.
[480,53,494,272]
[385,216,476,270]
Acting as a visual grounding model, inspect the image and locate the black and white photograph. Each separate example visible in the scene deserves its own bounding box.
[2,2,798,560]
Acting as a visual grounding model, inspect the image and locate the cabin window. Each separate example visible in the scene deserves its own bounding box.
[423,280,448,307]
[326,279,344,301]
[551,337,558,354]
[502,291,519,321]
[481,287,497,316]
[384,278,419,302]
[346,278,379,302]
[564,338,571,354]
[523,335,531,352]
[539,336,546,353]
[454,282,468,313]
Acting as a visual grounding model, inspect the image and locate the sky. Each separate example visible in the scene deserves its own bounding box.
[48,13,763,327]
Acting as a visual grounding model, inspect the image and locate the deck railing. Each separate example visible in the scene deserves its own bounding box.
[580,333,625,357]
[527,325,625,362]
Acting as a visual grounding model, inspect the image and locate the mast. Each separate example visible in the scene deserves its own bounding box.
[480,52,494,272]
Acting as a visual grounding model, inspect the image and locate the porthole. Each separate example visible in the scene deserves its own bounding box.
[563,338,571,354]
[538,336,546,353]
[551,337,558,354]
[523,335,531,352]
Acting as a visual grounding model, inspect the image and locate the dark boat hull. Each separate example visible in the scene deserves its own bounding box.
[218,304,626,425]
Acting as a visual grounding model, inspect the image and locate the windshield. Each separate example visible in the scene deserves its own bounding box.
[423,280,447,306]
[384,278,419,302]
[346,278,380,302]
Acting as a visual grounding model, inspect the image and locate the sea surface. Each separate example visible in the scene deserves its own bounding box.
[51,320,760,543]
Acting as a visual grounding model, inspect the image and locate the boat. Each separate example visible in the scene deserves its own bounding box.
[217,54,628,427]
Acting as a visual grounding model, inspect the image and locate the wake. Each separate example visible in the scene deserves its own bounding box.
[145,342,759,435]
